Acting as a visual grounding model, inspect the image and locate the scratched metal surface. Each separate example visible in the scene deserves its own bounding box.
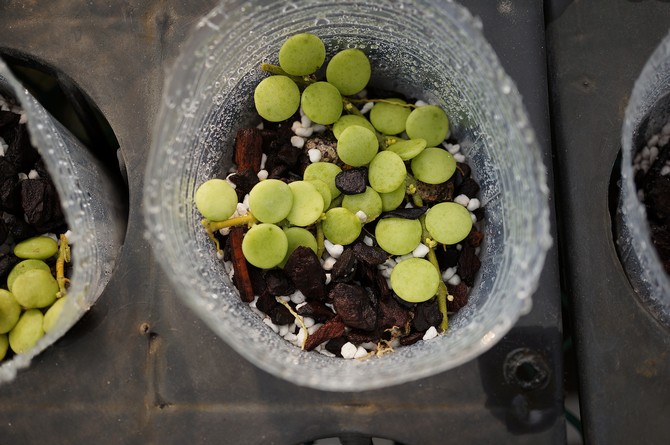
[546,1,670,444]
[0,1,563,444]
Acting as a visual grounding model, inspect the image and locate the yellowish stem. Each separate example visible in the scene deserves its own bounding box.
[56,233,71,298]
[316,220,325,259]
[420,215,449,332]
[260,64,314,88]
[276,298,309,350]
[201,213,257,256]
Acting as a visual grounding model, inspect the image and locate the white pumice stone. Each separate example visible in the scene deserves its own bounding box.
[412,243,430,258]
[290,290,306,304]
[303,317,315,329]
[260,153,268,170]
[17,172,28,181]
[414,100,428,107]
[444,143,461,154]
[354,346,368,359]
[663,122,670,135]
[341,342,357,359]
[218,227,231,236]
[360,102,374,114]
[308,323,322,335]
[284,332,298,342]
[295,301,308,311]
[325,273,332,285]
[295,126,313,137]
[448,274,462,286]
[263,318,279,333]
[322,256,337,271]
[649,134,659,146]
[216,250,224,260]
[308,147,322,162]
[650,145,659,162]
[19,113,27,124]
[324,240,344,259]
[356,210,368,222]
[467,198,481,211]
[454,194,470,207]
[301,115,312,128]
[278,295,291,303]
[257,169,269,180]
[456,244,463,251]
[360,341,376,350]
[256,122,264,130]
[319,349,336,357]
[661,165,670,176]
[363,235,374,246]
[442,267,457,280]
[423,326,438,340]
[471,212,478,224]
[660,135,670,147]
[291,121,302,132]
[291,135,305,149]
[312,124,327,133]
[397,253,414,262]
[453,153,466,163]
[279,324,289,337]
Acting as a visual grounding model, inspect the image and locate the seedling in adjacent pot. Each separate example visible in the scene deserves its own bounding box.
[0,95,72,362]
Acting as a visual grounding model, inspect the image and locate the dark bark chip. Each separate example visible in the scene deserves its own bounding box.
[335,167,367,194]
[330,282,377,331]
[21,178,65,232]
[284,246,327,301]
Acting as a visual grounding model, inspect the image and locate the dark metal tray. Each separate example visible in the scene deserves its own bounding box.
[546,1,670,444]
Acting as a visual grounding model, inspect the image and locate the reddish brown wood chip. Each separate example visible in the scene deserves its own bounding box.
[229,226,255,302]
[234,128,264,173]
[304,316,345,351]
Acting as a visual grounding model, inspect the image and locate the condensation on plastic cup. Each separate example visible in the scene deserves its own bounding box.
[617,30,670,330]
[0,59,126,384]
[144,0,551,391]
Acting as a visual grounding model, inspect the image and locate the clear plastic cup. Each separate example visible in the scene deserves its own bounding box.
[617,31,670,329]
[0,60,126,383]
[144,0,551,391]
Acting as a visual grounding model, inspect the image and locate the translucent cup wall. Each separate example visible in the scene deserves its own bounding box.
[144,0,551,391]
[0,60,126,383]
[618,31,670,330]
